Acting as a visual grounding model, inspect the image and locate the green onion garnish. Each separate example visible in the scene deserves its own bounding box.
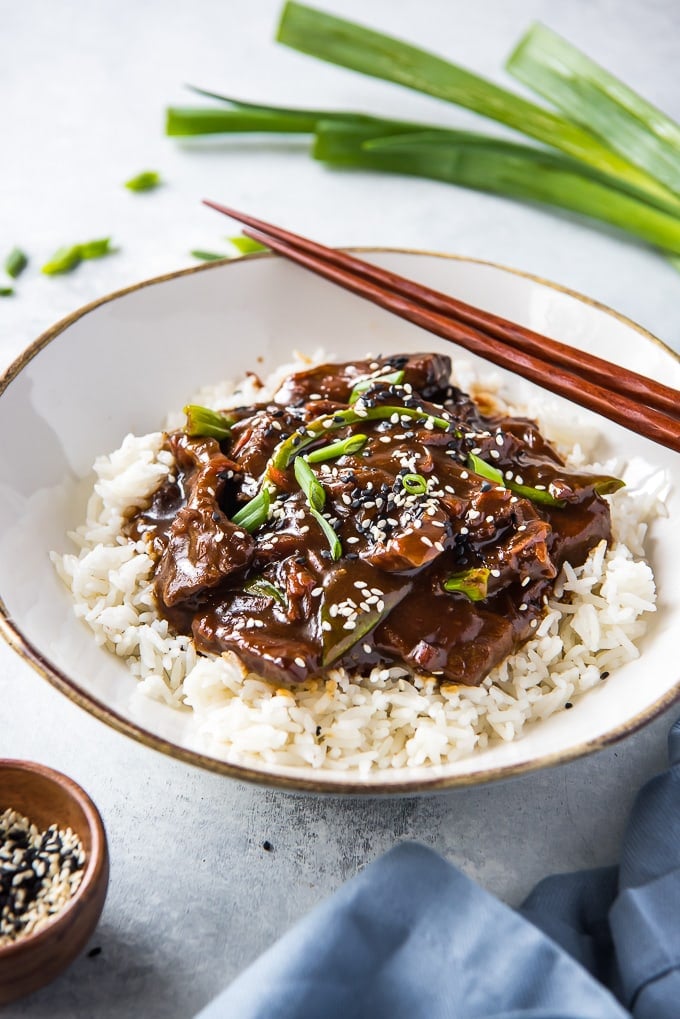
[124,170,162,191]
[310,508,342,561]
[271,404,456,472]
[305,434,368,463]
[0,287,14,297]
[467,453,505,486]
[401,473,428,495]
[348,370,405,403]
[244,576,286,606]
[443,567,490,601]
[190,250,229,261]
[228,235,269,255]
[5,248,28,279]
[467,453,568,507]
[42,238,114,275]
[294,456,326,512]
[183,404,234,439]
[232,487,271,532]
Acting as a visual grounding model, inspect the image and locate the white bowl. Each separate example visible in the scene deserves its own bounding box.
[1,250,678,793]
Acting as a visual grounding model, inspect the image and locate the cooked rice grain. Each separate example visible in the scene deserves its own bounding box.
[52,358,665,773]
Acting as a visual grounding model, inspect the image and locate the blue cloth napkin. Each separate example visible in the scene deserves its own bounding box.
[196,720,680,1019]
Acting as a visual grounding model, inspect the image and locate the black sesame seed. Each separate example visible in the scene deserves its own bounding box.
[88,946,102,958]
[600,671,610,680]
[564,702,573,710]
[262,840,273,852]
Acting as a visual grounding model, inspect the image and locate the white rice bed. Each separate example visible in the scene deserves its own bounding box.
[52,358,665,774]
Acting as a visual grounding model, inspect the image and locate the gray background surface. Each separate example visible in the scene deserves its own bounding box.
[1,1,679,1015]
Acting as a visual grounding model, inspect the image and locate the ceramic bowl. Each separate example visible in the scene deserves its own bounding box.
[0,759,109,1004]
[0,250,678,793]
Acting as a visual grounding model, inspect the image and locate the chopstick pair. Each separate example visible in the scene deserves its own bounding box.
[203,200,680,453]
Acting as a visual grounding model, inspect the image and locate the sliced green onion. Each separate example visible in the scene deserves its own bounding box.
[309,507,342,560]
[244,576,286,606]
[401,473,428,495]
[228,235,269,255]
[41,246,83,275]
[183,404,234,439]
[443,567,490,601]
[232,486,271,532]
[0,287,14,297]
[348,369,405,402]
[78,237,113,259]
[593,477,626,496]
[42,238,114,275]
[294,456,326,512]
[278,2,672,208]
[467,453,505,486]
[305,433,368,463]
[190,250,229,261]
[507,23,680,203]
[466,452,566,507]
[271,404,456,472]
[5,248,28,279]
[124,170,162,191]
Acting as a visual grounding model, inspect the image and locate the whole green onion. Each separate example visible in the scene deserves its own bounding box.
[507,23,680,204]
[277,2,674,210]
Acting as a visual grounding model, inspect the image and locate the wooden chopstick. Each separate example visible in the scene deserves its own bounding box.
[203,200,680,453]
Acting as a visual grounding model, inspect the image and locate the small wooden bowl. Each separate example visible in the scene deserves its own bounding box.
[0,760,109,1005]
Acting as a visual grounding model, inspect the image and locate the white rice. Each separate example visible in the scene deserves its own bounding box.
[51,355,666,774]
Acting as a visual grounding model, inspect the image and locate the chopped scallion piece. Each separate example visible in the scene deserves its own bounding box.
[309,507,342,560]
[305,433,368,462]
[294,456,326,512]
[183,404,234,439]
[5,248,28,279]
[232,487,271,532]
[190,250,229,261]
[443,567,490,601]
[228,235,269,254]
[401,473,428,495]
[124,170,162,191]
[0,287,14,297]
[244,576,286,606]
[41,238,114,275]
[467,454,505,486]
[349,370,405,403]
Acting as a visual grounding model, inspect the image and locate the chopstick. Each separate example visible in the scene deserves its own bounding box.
[203,200,680,453]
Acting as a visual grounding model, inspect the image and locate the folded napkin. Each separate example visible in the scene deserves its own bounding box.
[196,720,680,1019]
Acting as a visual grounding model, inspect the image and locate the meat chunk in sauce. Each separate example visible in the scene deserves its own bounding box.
[128,355,621,687]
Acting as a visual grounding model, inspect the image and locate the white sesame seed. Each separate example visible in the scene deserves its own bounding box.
[311,587,323,597]
[363,644,372,654]
[294,656,306,668]
[496,433,504,446]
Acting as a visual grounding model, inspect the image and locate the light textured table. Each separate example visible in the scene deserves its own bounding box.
[2,1,679,1015]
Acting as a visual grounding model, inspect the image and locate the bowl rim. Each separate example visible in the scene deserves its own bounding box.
[0,759,108,957]
[1,248,679,795]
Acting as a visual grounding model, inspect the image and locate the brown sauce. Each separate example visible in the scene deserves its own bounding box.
[126,354,618,687]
